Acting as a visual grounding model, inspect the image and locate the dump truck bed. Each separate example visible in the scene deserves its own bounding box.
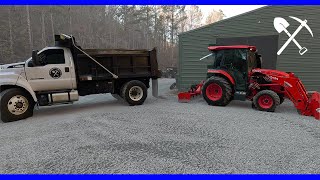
[75,48,159,81]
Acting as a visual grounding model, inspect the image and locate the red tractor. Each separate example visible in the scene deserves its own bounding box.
[178,45,320,120]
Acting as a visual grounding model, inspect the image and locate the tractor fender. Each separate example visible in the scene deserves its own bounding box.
[207,69,235,85]
[0,73,37,102]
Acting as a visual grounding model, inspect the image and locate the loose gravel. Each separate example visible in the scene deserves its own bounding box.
[0,78,320,174]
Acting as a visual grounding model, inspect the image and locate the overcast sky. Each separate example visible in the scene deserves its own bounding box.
[196,5,266,22]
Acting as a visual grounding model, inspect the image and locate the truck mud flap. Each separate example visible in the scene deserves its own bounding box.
[152,79,158,97]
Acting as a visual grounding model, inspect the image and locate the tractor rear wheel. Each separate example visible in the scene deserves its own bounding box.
[253,90,280,112]
[202,76,232,106]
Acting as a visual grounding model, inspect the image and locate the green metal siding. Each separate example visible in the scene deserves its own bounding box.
[178,6,320,91]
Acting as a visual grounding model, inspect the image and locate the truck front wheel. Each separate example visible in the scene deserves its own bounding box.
[121,80,148,106]
[0,88,35,123]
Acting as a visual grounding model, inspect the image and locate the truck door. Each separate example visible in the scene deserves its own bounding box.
[25,48,75,91]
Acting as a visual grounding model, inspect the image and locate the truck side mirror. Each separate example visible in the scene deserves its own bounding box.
[32,50,40,66]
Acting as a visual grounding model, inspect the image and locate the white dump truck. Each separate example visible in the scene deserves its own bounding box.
[0,34,160,122]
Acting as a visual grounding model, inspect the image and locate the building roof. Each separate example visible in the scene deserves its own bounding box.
[208,45,256,51]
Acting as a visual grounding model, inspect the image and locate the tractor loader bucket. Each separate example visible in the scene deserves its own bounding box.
[308,92,320,120]
[178,82,204,103]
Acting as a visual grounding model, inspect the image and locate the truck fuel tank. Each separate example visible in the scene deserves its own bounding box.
[49,90,79,104]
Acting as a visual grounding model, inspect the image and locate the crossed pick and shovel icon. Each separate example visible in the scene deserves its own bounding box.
[274,16,314,55]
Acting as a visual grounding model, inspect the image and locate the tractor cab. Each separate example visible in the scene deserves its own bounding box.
[205,45,262,92]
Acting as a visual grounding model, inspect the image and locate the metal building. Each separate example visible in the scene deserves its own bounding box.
[177,6,320,91]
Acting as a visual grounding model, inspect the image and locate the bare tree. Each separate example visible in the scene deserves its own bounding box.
[205,9,225,25]
[0,5,192,69]
[8,7,14,59]
[26,6,33,51]
[185,5,203,31]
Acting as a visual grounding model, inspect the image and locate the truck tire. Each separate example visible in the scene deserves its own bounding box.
[202,76,232,106]
[121,80,148,106]
[1,88,35,123]
[111,93,123,101]
[253,90,280,112]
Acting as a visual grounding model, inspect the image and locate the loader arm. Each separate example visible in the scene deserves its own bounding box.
[254,69,320,119]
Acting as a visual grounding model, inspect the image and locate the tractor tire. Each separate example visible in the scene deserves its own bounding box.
[121,80,148,106]
[279,95,285,105]
[251,102,257,109]
[1,88,35,123]
[202,76,232,106]
[111,93,123,101]
[253,90,280,112]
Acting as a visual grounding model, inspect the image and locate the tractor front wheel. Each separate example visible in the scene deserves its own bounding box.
[253,90,280,112]
[202,76,232,106]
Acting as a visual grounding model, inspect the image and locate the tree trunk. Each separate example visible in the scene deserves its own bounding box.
[146,6,149,48]
[69,6,72,34]
[41,10,46,47]
[8,7,14,60]
[26,6,33,51]
[170,7,174,45]
[50,10,55,42]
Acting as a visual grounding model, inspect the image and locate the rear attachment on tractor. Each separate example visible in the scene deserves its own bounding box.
[178,81,204,103]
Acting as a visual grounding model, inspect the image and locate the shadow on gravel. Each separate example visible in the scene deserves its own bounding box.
[33,99,125,118]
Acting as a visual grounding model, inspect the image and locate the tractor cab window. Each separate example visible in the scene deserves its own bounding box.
[233,49,247,72]
[248,50,257,72]
[214,49,247,73]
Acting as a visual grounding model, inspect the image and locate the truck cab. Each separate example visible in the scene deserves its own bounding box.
[0,34,160,123]
[25,47,77,92]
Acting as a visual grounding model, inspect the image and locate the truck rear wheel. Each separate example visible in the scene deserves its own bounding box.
[121,80,147,106]
[253,90,280,112]
[1,88,35,123]
[202,76,232,106]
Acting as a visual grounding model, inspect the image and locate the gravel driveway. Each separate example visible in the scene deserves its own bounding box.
[0,78,319,174]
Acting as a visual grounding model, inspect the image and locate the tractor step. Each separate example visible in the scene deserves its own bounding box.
[234,91,247,101]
